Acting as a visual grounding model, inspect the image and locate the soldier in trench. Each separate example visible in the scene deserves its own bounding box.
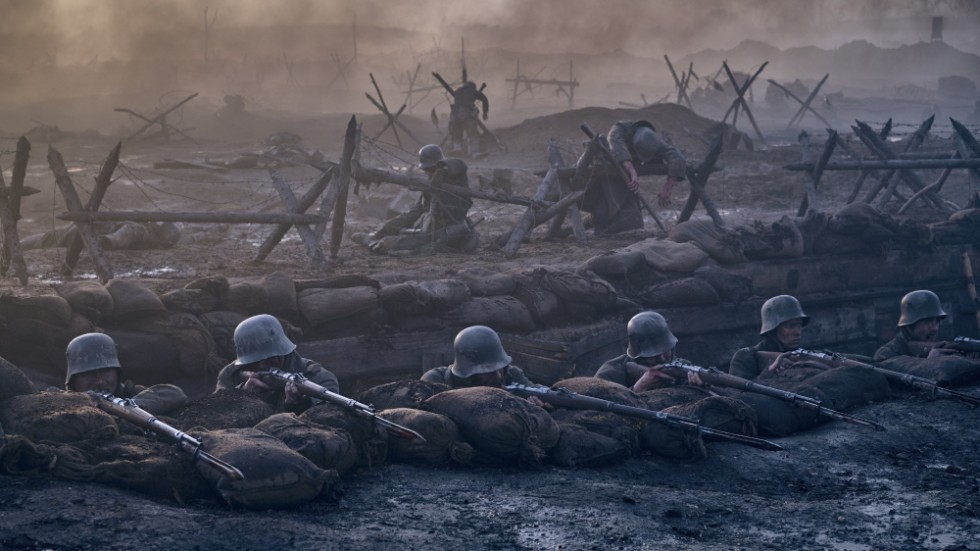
[728,295,810,380]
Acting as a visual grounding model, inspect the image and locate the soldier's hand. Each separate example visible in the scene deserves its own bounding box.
[686,371,705,386]
[632,366,678,392]
[658,176,677,207]
[766,351,797,374]
[242,372,274,393]
[526,395,553,410]
[927,347,959,359]
[283,380,309,406]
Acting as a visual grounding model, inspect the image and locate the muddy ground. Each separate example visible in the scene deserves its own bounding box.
[1,102,979,550]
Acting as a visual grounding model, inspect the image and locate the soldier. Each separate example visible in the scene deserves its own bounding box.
[22,221,181,251]
[728,295,810,379]
[359,144,477,255]
[448,81,490,154]
[579,120,687,235]
[65,333,187,415]
[595,311,702,392]
[215,314,339,413]
[421,325,537,388]
[874,290,950,361]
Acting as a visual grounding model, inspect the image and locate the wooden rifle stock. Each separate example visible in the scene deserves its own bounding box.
[505,384,783,451]
[90,391,244,480]
[256,369,427,443]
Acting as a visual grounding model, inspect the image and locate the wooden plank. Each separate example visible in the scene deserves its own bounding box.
[58,210,323,225]
[0,136,31,277]
[853,120,946,210]
[502,167,558,256]
[267,169,329,270]
[330,115,358,258]
[0,170,28,285]
[63,141,121,276]
[678,132,724,224]
[796,130,836,215]
[257,167,333,263]
[47,146,114,283]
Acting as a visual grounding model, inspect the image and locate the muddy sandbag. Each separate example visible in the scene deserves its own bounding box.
[793,211,830,255]
[169,389,276,431]
[812,232,874,255]
[221,281,268,315]
[0,357,36,402]
[637,386,716,411]
[553,377,650,408]
[254,413,358,475]
[0,294,72,326]
[736,216,804,260]
[0,392,118,443]
[802,365,891,410]
[542,269,619,312]
[199,310,247,361]
[693,265,753,302]
[658,396,758,437]
[159,288,218,315]
[511,276,561,325]
[457,267,516,296]
[262,271,298,319]
[0,434,59,475]
[756,365,826,384]
[444,296,536,333]
[417,279,471,311]
[734,383,830,437]
[123,310,223,381]
[103,329,182,386]
[105,279,165,319]
[669,219,747,264]
[422,387,559,464]
[356,380,450,411]
[299,402,389,469]
[184,275,230,300]
[298,286,379,326]
[196,428,336,510]
[548,423,631,468]
[548,409,641,453]
[581,250,646,278]
[56,281,114,322]
[638,277,720,308]
[294,275,382,291]
[378,408,476,466]
[0,318,74,378]
[51,435,213,502]
[379,282,429,315]
[632,238,709,273]
[639,419,708,461]
[879,355,980,388]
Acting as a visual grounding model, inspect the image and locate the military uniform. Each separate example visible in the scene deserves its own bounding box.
[371,158,476,254]
[595,354,693,390]
[215,351,339,413]
[873,331,916,362]
[420,364,537,388]
[449,82,489,150]
[728,334,791,380]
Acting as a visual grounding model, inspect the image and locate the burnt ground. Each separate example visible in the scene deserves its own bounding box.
[2,103,980,550]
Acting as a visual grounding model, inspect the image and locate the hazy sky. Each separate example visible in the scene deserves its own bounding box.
[2,0,978,65]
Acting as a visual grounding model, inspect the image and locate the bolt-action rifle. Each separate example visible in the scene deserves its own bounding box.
[658,360,885,431]
[254,369,427,443]
[779,348,980,407]
[907,336,980,360]
[89,391,244,480]
[504,383,783,451]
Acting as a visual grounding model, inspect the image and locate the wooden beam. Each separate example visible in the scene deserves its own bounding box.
[501,167,559,256]
[787,74,829,128]
[678,132,725,225]
[256,168,332,263]
[58,210,323,224]
[267,169,329,270]
[0,170,28,285]
[62,141,121,276]
[767,79,833,129]
[330,116,358,259]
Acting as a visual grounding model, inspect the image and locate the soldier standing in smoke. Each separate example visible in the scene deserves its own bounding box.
[448,81,490,155]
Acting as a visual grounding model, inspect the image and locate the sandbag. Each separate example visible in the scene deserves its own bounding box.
[802,365,891,410]
[298,286,379,326]
[548,409,641,453]
[417,279,471,311]
[639,419,708,461]
[169,389,276,431]
[0,295,72,326]
[103,329,182,386]
[736,216,804,260]
[199,310,247,362]
[693,265,753,302]
[299,402,389,469]
[581,250,646,278]
[0,392,118,443]
[657,396,758,437]
[631,238,709,273]
[879,355,980,388]
[456,267,516,296]
[222,281,268,315]
[184,276,230,300]
[56,281,114,322]
[356,380,451,411]
[0,318,75,379]
[105,279,165,319]
[254,413,358,475]
[122,311,223,381]
[637,386,716,411]
[638,278,720,308]
[511,277,561,325]
[377,408,475,466]
[422,387,559,465]
[159,288,218,315]
[734,382,830,437]
[262,271,299,319]
[0,356,36,403]
[548,423,631,468]
[542,269,619,312]
[444,296,536,333]
[379,280,470,315]
[196,428,336,510]
[551,377,650,408]
[669,220,747,264]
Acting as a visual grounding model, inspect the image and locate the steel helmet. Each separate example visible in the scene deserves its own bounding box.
[449,325,512,378]
[418,144,445,170]
[631,126,660,163]
[233,314,296,365]
[760,295,810,335]
[626,311,678,359]
[65,333,121,387]
[898,290,946,327]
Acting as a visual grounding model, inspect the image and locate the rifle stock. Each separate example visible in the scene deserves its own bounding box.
[90,391,244,481]
[505,384,783,452]
[660,361,886,431]
[786,349,980,407]
[255,369,427,443]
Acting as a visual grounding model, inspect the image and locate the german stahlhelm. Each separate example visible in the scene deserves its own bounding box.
[418,144,446,170]
[449,325,512,378]
[631,126,660,163]
[626,311,677,359]
[760,295,810,335]
[898,290,946,327]
[233,314,296,365]
[65,333,121,387]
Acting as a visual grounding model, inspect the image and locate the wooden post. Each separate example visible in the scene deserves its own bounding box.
[0,170,28,285]
[678,132,725,225]
[511,58,520,110]
[267,170,329,269]
[964,252,980,333]
[256,166,334,263]
[501,168,559,256]
[787,74,829,128]
[121,93,198,141]
[330,116,358,259]
[1,136,31,277]
[897,155,957,214]
[796,131,837,215]
[874,116,934,208]
[48,146,114,283]
[853,120,946,210]
[664,55,691,108]
[62,141,121,276]
[767,80,833,129]
[720,62,768,145]
[57,211,324,224]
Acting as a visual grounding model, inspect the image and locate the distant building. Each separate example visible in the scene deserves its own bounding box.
[931,16,943,42]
